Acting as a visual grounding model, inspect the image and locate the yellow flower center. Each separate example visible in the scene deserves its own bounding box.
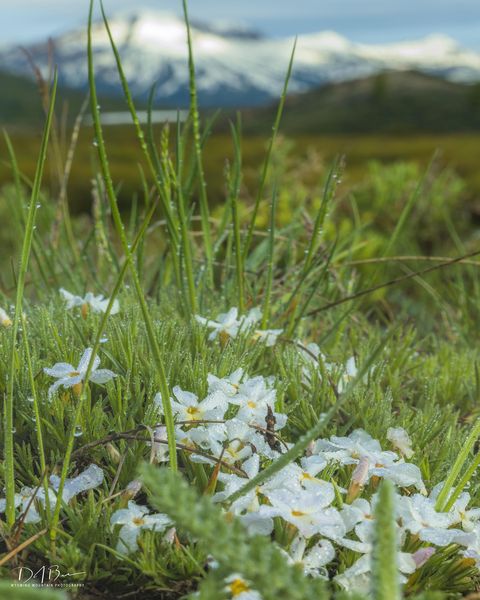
[133,517,145,526]
[81,303,89,319]
[186,406,201,419]
[247,401,256,409]
[291,510,306,517]
[229,578,249,596]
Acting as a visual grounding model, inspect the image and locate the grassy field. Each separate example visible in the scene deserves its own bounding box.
[2,126,480,216]
[2,7,480,600]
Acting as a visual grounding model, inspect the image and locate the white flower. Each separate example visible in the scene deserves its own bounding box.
[336,550,416,593]
[0,307,12,327]
[460,525,480,566]
[207,369,245,397]
[428,483,480,532]
[232,377,286,430]
[110,501,171,553]
[387,427,414,459]
[213,455,274,536]
[259,488,345,540]
[188,423,228,460]
[299,343,358,390]
[190,419,254,465]
[151,426,169,463]
[285,534,335,578]
[49,463,104,503]
[337,356,358,393]
[195,307,242,341]
[336,513,416,592]
[44,348,117,398]
[397,493,472,546]
[262,456,329,495]
[157,386,228,423]
[370,462,426,494]
[0,487,55,524]
[314,429,397,467]
[60,288,119,316]
[214,454,260,509]
[0,464,104,524]
[224,574,262,600]
[251,328,283,347]
[196,307,280,346]
[314,429,426,493]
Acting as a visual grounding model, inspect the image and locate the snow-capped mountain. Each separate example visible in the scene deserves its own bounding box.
[1,10,480,107]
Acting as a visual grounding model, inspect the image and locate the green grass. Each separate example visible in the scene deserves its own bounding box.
[1,5,480,600]
[2,130,480,216]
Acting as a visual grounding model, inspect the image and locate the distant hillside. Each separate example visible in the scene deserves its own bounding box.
[0,69,125,128]
[239,71,480,134]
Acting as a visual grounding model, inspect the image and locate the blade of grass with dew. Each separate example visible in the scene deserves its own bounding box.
[20,313,50,520]
[305,248,480,318]
[261,186,277,328]
[229,116,245,313]
[284,240,337,338]
[182,0,213,283]
[49,198,159,545]
[435,417,480,511]
[371,480,401,600]
[242,39,296,262]
[290,243,337,336]
[100,2,180,255]
[184,109,221,201]
[226,331,391,505]
[3,130,62,293]
[303,158,342,273]
[444,451,480,512]
[3,72,57,527]
[174,115,197,313]
[87,0,177,468]
[146,83,163,177]
[52,95,89,266]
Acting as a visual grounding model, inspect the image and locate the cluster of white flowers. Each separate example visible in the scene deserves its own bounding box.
[154,369,288,468]
[0,464,104,524]
[7,295,478,595]
[142,363,480,594]
[195,307,283,347]
[60,288,120,317]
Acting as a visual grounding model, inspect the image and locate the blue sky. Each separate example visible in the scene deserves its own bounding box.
[1,0,480,49]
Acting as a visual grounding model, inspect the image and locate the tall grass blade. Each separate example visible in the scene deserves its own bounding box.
[371,480,401,600]
[261,186,277,327]
[3,72,57,527]
[182,0,213,282]
[87,0,177,473]
[242,40,296,261]
[229,118,245,313]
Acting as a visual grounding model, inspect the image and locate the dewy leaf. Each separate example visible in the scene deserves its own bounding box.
[371,480,401,600]
[141,464,327,600]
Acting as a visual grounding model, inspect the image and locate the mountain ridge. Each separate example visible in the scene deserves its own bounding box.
[1,10,480,108]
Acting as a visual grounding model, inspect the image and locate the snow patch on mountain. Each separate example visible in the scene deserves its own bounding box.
[1,10,479,107]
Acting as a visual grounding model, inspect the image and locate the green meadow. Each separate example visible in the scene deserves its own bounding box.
[2,4,480,600]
